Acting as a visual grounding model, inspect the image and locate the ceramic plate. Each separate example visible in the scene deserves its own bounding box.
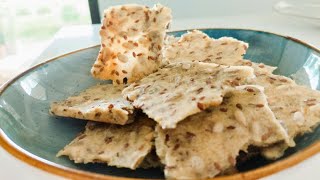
[0,29,320,179]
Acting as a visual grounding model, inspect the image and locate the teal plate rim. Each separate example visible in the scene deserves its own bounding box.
[1,28,320,180]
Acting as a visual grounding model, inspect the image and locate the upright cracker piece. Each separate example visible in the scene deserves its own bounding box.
[262,85,320,159]
[164,30,248,65]
[163,30,277,74]
[57,115,155,169]
[122,62,255,129]
[50,84,134,125]
[91,4,172,84]
[155,85,288,179]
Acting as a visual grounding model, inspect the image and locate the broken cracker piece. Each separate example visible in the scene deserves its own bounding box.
[122,62,255,129]
[57,114,155,169]
[50,84,134,125]
[164,30,248,65]
[91,4,172,84]
[262,85,320,159]
[155,85,288,179]
[163,30,277,75]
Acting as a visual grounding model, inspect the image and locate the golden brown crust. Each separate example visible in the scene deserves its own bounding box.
[91,4,172,84]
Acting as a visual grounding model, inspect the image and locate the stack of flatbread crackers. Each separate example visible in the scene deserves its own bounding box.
[50,4,320,179]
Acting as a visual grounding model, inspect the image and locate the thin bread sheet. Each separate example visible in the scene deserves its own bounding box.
[122,62,255,129]
[91,4,172,84]
[57,115,155,169]
[50,84,134,125]
[155,85,288,179]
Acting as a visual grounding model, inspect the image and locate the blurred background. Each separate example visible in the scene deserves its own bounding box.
[0,0,91,83]
[0,0,319,85]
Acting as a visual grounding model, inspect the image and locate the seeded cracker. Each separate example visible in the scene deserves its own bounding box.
[164,30,248,65]
[163,30,277,74]
[91,4,172,85]
[122,62,255,129]
[248,68,320,159]
[50,84,134,125]
[57,115,155,169]
[155,85,288,179]
[261,85,320,159]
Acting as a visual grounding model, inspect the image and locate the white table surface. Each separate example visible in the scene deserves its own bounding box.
[1,12,320,179]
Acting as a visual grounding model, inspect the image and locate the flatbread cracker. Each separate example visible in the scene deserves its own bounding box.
[122,62,255,129]
[50,84,134,125]
[164,30,248,65]
[163,30,277,74]
[57,115,155,169]
[91,4,172,84]
[155,85,288,179]
[262,85,320,159]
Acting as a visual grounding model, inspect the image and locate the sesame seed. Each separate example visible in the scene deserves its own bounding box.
[256,104,264,108]
[95,112,101,118]
[148,56,155,60]
[236,103,243,110]
[173,144,180,151]
[280,79,287,82]
[196,87,204,94]
[197,102,205,110]
[220,108,228,112]
[246,88,255,92]
[104,137,113,144]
